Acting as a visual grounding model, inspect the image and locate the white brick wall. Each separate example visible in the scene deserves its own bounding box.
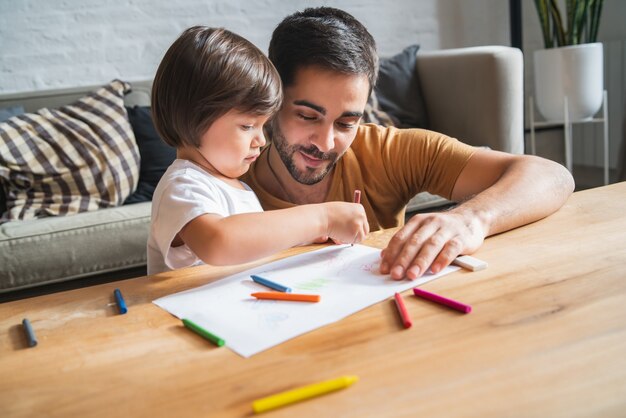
[0,0,510,94]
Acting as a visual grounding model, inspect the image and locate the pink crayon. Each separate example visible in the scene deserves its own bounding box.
[412,288,472,314]
[350,190,362,247]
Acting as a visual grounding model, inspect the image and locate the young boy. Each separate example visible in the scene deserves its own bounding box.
[147,26,369,274]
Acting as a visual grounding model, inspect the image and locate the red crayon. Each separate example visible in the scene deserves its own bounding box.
[393,292,412,328]
[413,288,472,314]
[350,189,362,247]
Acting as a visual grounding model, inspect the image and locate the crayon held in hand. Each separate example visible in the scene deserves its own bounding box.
[351,189,362,246]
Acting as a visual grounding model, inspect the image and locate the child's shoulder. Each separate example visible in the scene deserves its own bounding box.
[153,159,223,205]
[156,159,219,192]
[163,159,209,181]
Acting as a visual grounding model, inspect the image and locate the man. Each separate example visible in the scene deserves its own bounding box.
[242,7,574,280]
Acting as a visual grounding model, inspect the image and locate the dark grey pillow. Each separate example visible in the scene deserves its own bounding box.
[375,44,429,129]
[124,106,176,204]
[362,91,397,127]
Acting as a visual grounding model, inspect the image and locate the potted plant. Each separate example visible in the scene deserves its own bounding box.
[533,0,604,121]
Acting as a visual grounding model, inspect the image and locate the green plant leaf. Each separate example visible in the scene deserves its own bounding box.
[549,0,566,47]
[534,0,553,48]
[566,0,576,44]
[536,0,603,47]
[588,0,604,43]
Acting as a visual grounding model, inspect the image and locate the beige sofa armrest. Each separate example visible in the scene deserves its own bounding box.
[416,46,524,154]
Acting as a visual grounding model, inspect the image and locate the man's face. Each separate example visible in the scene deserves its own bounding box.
[271,66,370,185]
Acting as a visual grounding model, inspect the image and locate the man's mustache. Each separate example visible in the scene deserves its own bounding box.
[297,145,336,161]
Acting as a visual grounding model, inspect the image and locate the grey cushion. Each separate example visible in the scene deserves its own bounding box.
[376,45,429,129]
[0,202,150,292]
[406,192,450,212]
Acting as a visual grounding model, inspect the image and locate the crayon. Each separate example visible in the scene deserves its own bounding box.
[351,189,362,246]
[251,275,292,292]
[413,288,472,313]
[22,318,37,347]
[251,292,320,303]
[252,375,358,413]
[114,288,128,314]
[393,292,412,328]
[182,318,225,346]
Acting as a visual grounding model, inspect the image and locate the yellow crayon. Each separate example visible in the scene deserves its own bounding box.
[252,375,358,413]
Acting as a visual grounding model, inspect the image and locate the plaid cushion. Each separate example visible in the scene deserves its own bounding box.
[0,80,140,221]
[362,91,397,127]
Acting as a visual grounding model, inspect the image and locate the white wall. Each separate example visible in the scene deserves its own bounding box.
[0,0,511,94]
[438,0,510,49]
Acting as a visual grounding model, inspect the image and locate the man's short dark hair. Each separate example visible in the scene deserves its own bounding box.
[152,26,282,148]
[269,7,378,91]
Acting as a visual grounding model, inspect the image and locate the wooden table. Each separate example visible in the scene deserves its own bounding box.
[2,183,626,417]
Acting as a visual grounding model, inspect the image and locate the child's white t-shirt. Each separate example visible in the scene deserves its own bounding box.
[147,159,263,275]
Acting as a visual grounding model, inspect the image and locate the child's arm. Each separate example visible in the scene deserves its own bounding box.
[178,202,368,265]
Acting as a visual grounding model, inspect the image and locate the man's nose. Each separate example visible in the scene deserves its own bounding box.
[312,123,334,153]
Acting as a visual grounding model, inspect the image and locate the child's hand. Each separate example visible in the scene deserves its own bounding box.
[323,202,369,244]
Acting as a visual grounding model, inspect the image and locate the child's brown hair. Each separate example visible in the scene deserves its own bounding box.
[152,26,282,148]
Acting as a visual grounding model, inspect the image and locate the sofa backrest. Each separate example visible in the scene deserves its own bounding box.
[0,80,152,112]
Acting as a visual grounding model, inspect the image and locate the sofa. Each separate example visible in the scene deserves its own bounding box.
[0,45,523,297]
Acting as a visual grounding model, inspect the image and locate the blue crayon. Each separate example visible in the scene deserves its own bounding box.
[251,275,292,293]
[114,288,128,314]
[22,318,37,347]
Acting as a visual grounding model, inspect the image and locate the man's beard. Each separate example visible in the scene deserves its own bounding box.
[271,121,341,185]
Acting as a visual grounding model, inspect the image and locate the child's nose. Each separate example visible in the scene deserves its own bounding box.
[255,130,267,147]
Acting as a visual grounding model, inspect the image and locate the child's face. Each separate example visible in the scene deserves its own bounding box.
[196,109,269,179]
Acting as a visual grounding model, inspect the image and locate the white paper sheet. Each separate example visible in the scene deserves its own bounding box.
[153,244,459,357]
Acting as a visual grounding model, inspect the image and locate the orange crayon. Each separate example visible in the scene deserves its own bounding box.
[251,292,320,303]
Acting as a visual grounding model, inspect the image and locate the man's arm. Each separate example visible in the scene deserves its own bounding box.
[379,149,574,280]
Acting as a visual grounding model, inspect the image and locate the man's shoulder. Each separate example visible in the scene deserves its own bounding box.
[352,123,431,153]
[352,123,387,151]
[355,123,388,140]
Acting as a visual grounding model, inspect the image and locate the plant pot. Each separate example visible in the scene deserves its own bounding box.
[533,43,603,121]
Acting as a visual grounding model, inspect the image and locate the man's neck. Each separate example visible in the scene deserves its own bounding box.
[260,144,333,205]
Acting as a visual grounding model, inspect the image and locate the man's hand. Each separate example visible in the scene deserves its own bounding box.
[379,210,487,280]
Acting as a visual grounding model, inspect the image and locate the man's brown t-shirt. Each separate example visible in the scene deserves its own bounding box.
[241,124,476,232]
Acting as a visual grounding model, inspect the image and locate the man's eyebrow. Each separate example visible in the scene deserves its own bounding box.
[293,100,326,115]
[293,100,363,118]
[341,111,363,118]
